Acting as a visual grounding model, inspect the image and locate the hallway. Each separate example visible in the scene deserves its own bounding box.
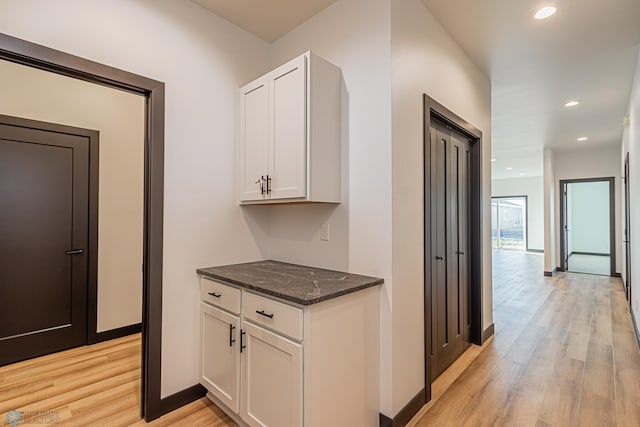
[411,250,640,426]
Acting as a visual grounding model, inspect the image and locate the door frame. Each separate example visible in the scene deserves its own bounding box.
[0,114,100,346]
[491,195,529,251]
[624,153,632,301]
[558,177,616,277]
[423,95,483,402]
[0,33,176,421]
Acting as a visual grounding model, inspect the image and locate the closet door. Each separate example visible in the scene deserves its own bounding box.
[429,122,470,381]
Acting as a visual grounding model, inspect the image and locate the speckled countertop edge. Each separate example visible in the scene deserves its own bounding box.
[196,260,384,305]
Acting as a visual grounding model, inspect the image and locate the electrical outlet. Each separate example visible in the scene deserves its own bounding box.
[320,223,330,241]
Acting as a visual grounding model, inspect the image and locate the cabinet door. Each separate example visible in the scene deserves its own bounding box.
[239,77,269,201]
[200,302,240,412]
[268,55,307,200]
[241,321,302,427]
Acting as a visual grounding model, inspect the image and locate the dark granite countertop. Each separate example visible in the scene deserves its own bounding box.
[196,260,383,305]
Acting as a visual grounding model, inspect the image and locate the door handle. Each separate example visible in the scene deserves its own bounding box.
[456,251,465,255]
[65,249,84,255]
[435,256,443,260]
[229,324,236,347]
[256,310,274,319]
[255,176,265,194]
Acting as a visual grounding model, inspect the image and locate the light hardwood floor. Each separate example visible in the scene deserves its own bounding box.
[2,250,639,426]
[410,250,640,426]
[0,334,234,427]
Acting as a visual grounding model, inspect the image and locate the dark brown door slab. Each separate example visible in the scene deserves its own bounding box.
[0,122,89,365]
[429,121,470,381]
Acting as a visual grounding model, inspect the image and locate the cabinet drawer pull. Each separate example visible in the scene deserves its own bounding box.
[229,324,236,347]
[240,329,246,353]
[256,310,274,319]
[208,292,222,298]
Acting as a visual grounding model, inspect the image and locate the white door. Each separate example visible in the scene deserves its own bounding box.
[239,77,269,201]
[240,321,303,427]
[268,55,307,200]
[200,302,240,412]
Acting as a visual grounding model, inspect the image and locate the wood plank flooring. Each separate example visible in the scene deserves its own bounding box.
[0,334,234,426]
[410,250,640,426]
[2,250,639,426]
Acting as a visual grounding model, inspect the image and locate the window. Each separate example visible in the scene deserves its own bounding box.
[492,196,527,251]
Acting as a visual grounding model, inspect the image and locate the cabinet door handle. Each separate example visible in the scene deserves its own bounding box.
[256,310,274,319]
[456,251,465,255]
[240,329,246,353]
[255,176,265,194]
[65,249,84,255]
[229,324,236,347]
[208,292,221,298]
[266,174,271,194]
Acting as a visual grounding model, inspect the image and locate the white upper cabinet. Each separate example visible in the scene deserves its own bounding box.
[238,52,341,204]
[239,78,269,201]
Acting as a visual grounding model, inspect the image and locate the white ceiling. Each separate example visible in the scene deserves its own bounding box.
[422,0,640,180]
[192,0,338,42]
[192,0,640,180]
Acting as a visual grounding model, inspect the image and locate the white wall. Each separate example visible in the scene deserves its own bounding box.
[0,60,144,333]
[492,177,544,251]
[266,0,394,415]
[553,147,622,272]
[569,181,610,254]
[390,0,492,416]
[0,0,273,398]
[621,49,640,317]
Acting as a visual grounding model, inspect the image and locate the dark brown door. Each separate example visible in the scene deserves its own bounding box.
[0,121,89,366]
[429,121,470,380]
[624,153,631,301]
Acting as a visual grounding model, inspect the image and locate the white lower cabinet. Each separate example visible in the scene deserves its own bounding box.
[199,277,380,427]
[240,321,302,427]
[200,302,240,412]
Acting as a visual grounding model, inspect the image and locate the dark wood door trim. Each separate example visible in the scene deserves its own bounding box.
[558,177,616,277]
[423,95,483,406]
[624,153,632,302]
[0,32,176,421]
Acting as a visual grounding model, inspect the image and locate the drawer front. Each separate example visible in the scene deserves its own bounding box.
[242,292,303,341]
[200,278,241,314]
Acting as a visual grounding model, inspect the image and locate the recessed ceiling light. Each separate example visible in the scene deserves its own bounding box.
[577,137,588,142]
[535,6,557,20]
[519,173,525,176]
[491,158,497,162]
[507,167,513,170]
[564,100,580,107]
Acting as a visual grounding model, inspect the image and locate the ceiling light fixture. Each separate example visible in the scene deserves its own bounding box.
[577,137,588,142]
[534,6,557,20]
[491,158,497,162]
[564,100,580,107]
[507,167,513,170]
[519,173,525,176]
